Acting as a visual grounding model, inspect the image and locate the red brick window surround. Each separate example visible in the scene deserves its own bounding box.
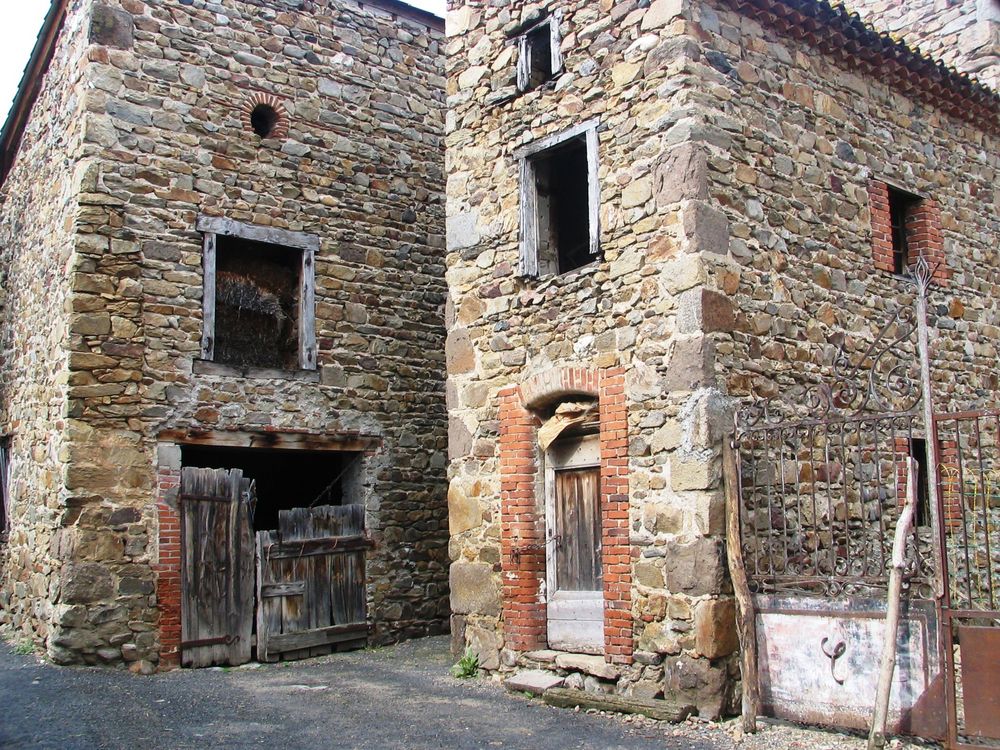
[869,179,949,284]
[498,365,633,664]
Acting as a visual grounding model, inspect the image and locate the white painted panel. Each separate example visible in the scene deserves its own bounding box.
[755,595,942,735]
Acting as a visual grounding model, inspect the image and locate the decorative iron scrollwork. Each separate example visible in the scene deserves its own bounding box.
[736,257,936,435]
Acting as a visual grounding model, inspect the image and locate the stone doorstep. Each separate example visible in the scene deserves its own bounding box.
[541,688,696,724]
[504,669,566,696]
[518,650,621,681]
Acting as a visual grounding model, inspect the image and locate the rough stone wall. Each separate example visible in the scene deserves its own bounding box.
[0,1,91,647]
[445,0,738,717]
[1,0,448,667]
[690,0,999,414]
[845,0,1000,90]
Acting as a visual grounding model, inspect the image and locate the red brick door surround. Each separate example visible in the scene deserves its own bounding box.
[498,365,633,664]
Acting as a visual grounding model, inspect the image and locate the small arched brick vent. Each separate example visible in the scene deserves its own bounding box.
[242,93,289,140]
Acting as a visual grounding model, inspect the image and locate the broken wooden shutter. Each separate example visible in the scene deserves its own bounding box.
[200,232,217,360]
[519,157,539,277]
[256,504,372,662]
[586,126,600,256]
[180,467,256,668]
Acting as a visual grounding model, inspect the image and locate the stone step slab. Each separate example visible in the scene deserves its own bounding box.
[553,652,620,680]
[521,649,560,664]
[504,670,565,695]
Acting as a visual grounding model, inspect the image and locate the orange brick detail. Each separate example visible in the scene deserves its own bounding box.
[869,179,949,284]
[498,366,634,663]
[153,466,181,669]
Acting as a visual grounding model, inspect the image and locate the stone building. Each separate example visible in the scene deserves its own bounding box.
[445,0,999,718]
[0,0,448,669]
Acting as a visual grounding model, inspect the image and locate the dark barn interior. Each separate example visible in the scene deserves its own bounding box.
[180,445,362,531]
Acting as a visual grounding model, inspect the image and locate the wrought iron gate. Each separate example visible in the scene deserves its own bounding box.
[732,259,999,746]
[934,412,1000,748]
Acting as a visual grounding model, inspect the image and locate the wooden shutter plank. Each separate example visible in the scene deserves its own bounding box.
[200,233,217,360]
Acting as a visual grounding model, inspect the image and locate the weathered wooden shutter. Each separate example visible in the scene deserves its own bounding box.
[180,467,256,668]
[256,504,371,662]
[586,127,600,256]
[519,157,539,277]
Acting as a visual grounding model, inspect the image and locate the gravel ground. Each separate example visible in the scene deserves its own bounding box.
[0,633,941,750]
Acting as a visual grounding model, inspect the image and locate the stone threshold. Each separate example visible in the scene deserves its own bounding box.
[518,648,620,680]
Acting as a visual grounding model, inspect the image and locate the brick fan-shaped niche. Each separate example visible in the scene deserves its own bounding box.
[242,94,289,140]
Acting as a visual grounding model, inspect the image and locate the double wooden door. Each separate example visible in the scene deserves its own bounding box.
[545,435,604,653]
[179,467,370,668]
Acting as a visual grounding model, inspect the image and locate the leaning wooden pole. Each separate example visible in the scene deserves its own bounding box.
[868,457,918,750]
[723,439,759,733]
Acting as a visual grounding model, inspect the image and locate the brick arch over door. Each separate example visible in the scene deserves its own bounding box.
[498,364,633,664]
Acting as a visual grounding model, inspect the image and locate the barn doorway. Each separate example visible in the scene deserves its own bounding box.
[177,444,371,668]
[180,444,363,530]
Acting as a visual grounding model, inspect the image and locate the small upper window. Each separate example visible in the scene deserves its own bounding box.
[517,15,563,92]
[0,436,11,542]
[888,186,922,275]
[516,121,601,277]
[197,216,318,372]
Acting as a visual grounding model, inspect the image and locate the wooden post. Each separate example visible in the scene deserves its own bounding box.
[868,457,918,750]
[723,440,760,733]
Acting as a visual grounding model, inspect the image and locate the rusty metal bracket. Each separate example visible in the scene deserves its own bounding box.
[821,637,847,685]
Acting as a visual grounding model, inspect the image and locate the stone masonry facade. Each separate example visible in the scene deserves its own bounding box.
[445,0,998,719]
[0,0,448,669]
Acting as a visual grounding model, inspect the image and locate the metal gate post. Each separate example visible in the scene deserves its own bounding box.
[911,257,958,748]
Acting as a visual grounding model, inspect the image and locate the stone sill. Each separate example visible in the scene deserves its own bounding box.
[192,360,320,382]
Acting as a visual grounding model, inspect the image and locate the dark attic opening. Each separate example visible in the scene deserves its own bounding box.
[180,445,363,532]
[526,23,553,88]
[532,135,591,275]
[214,236,301,371]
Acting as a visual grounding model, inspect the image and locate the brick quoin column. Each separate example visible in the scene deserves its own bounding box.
[498,385,546,652]
[153,464,182,669]
[498,365,633,662]
[599,367,633,665]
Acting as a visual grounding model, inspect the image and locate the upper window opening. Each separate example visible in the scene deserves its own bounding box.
[215,237,300,369]
[517,122,600,278]
[908,438,930,527]
[888,186,922,275]
[517,16,563,92]
[197,216,318,373]
[250,104,279,138]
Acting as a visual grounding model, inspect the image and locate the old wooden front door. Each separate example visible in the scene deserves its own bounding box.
[180,467,256,668]
[546,434,603,653]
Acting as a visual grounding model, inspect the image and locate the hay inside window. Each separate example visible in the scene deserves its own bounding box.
[214,237,300,369]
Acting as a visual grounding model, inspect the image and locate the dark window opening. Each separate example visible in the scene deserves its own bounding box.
[532,135,592,275]
[180,445,363,533]
[526,24,553,89]
[214,236,301,370]
[909,438,930,527]
[0,437,10,541]
[888,186,921,275]
[250,104,279,138]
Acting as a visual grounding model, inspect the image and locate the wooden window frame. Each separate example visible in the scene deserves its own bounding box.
[515,120,601,278]
[516,13,564,93]
[196,215,318,372]
[0,435,11,541]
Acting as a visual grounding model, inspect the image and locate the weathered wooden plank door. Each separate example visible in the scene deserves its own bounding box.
[180,467,256,668]
[546,435,604,653]
[256,504,371,662]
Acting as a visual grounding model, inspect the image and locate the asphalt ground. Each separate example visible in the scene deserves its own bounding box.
[0,635,715,750]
